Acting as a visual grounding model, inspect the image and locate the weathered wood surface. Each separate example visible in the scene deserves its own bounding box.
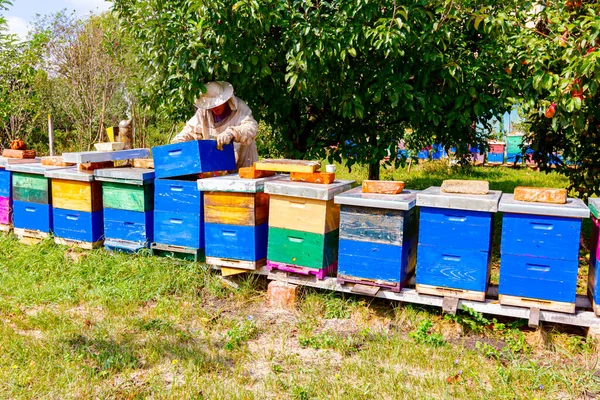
[12,173,50,204]
[41,156,75,167]
[499,193,589,218]
[62,148,151,164]
[6,163,65,175]
[499,294,575,314]
[417,186,502,213]
[205,222,268,262]
[239,166,276,179]
[78,161,114,171]
[104,240,149,254]
[334,187,418,211]
[418,207,493,250]
[339,206,406,245]
[204,192,268,226]
[45,167,95,182]
[152,140,235,179]
[2,149,36,159]
[51,180,103,212]
[151,242,205,262]
[54,237,103,250]
[255,159,321,173]
[52,209,104,243]
[513,186,567,204]
[290,172,335,184]
[416,284,486,302]
[264,178,353,201]
[267,227,339,270]
[14,227,50,240]
[440,179,489,195]
[103,208,153,244]
[269,195,340,234]
[132,158,154,169]
[207,257,266,271]
[102,182,154,212]
[94,167,155,184]
[197,174,281,193]
[362,180,405,194]
[266,261,337,280]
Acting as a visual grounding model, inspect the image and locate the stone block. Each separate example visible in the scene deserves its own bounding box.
[40,156,75,167]
[362,180,405,194]
[267,280,299,308]
[290,171,335,184]
[441,179,489,195]
[513,186,567,204]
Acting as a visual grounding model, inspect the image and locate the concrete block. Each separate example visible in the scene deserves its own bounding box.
[267,280,299,308]
[441,179,489,195]
[362,180,405,194]
[513,186,567,204]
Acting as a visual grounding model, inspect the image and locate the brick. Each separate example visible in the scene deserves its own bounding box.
[441,179,489,195]
[2,149,36,159]
[133,158,154,169]
[198,171,229,179]
[362,180,405,194]
[41,156,75,167]
[239,165,276,179]
[513,186,567,204]
[290,171,335,184]
[267,280,299,308]
[78,161,114,171]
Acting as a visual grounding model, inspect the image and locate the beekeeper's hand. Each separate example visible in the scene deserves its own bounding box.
[216,131,235,150]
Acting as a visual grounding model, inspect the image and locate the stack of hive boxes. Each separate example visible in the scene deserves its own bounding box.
[487,141,505,164]
[45,168,104,248]
[151,140,236,261]
[589,198,600,316]
[94,167,155,253]
[264,178,353,279]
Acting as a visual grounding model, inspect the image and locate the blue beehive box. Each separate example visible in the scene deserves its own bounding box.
[334,187,420,292]
[498,194,589,313]
[153,140,236,179]
[415,186,502,301]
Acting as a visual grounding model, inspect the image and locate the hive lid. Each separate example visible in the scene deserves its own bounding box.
[62,148,151,164]
[5,162,68,175]
[335,186,419,211]
[264,177,354,201]
[499,193,589,218]
[94,167,155,184]
[589,198,600,219]
[45,167,95,182]
[197,174,283,193]
[416,186,502,213]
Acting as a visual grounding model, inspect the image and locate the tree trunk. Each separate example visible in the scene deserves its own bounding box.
[368,162,380,180]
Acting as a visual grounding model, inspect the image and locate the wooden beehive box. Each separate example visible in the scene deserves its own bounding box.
[152,140,236,179]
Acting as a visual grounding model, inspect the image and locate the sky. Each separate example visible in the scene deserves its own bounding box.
[5,0,113,39]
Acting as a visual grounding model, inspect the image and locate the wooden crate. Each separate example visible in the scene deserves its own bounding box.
[154,179,202,214]
[51,179,103,212]
[152,140,236,179]
[268,195,340,234]
[12,200,52,233]
[102,182,154,212]
[52,208,104,244]
[204,192,269,226]
[12,173,50,204]
[153,209,204,249]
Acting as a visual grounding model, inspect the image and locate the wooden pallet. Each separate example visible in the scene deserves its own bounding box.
[0,223,12,233]
[54,237,103,250]
[416,284,487,302]
[14,228,49,244]
[337,274,410,293]
[499,294,575,314]
[266,260,337,280]
[151,243,205,262]
[205,256,266,271]
[588,288,600,317]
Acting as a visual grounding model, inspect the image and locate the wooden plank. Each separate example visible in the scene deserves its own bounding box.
[78,161,114,171]
[255,159,321,173]
[442,297,460,314]
[206,256,266,271]
[416,284,486,302]
[269,195,339,234]
[266,260,337,280]
[239,166,276,179]
[362,180,405,194]
[102,182,153,212]
[290,172,335,184]
[221,267,250,276]
[62,148,151,164]
[94,167,155,183]
[54,237,103,250]
[204,192,263,226]
[14,227,49,240]
[499,294,575,314]
[51,180,102,212]
[2,149,36,159]
[0,223,12,232]
[351,284,380,296]
[133,158,154,169]
[40,156,75,167]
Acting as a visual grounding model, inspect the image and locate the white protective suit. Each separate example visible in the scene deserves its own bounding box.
[171,96,259,170]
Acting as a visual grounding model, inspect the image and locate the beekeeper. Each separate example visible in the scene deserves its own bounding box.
[172,81,259,169]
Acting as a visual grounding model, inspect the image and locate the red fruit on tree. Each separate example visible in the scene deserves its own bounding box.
[545,103,557,118]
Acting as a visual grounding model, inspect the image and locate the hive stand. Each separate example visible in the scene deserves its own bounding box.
[45,168,104,249]
[334,187,420,293]
[197,174,282,272]
[6,162,70,244]
[94,167,155,253]
[498,194,590,316]
[415,186,502,310]
[264,178,353,279]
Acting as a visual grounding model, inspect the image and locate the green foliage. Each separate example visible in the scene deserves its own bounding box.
[224,319,258,350]
[445,305,505,334]
[409,319,446,347]
[508,2,600,197]
[113,0,521,178]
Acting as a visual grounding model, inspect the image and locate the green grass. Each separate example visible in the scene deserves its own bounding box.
[0,163,599,398]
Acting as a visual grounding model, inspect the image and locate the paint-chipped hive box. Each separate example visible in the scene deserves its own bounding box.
[264,178,353,279]
[335,187,419,292]
[498,194,589,313]
[197,174,282,270]
[95,167,155,253]
[415,186,502,301]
